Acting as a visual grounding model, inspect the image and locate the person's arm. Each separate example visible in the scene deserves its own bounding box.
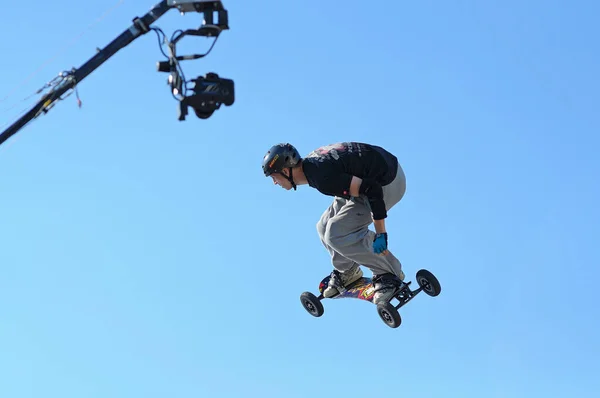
[350,176,389,255]
[373,219,386,234]
[349,176,386,220]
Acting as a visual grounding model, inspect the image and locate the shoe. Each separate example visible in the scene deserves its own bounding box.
[372,272,404,304]
[323,265,363,298]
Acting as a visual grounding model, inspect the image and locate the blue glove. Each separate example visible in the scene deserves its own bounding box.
[373,233,388,254]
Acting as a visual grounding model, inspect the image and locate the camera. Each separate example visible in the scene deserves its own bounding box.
[178,72,235,120]
[156,0,234,122]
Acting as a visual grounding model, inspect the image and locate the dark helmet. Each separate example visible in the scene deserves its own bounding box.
[262,143,301,177]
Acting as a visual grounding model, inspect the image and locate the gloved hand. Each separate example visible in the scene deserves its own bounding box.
[373,232,388,255]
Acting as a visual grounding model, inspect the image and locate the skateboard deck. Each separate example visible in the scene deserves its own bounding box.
[318,275,376,302]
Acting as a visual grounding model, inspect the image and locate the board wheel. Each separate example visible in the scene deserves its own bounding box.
[300,292,324,317]
[416,269,441,297]
[377,302,402,328]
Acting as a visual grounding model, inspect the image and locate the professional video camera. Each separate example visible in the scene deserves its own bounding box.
[157,0,235,120]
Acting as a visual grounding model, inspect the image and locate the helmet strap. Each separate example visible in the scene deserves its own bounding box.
[286,167,297,190]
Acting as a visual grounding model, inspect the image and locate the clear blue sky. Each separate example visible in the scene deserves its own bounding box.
[1,0,599,396]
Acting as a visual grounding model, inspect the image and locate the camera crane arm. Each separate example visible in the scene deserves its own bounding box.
[0,0,231,148]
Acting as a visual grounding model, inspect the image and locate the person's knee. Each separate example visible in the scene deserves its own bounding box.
[323,218,348,250]
[383,168,407,211]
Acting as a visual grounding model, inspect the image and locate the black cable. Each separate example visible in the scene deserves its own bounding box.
[151,27,169,60]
